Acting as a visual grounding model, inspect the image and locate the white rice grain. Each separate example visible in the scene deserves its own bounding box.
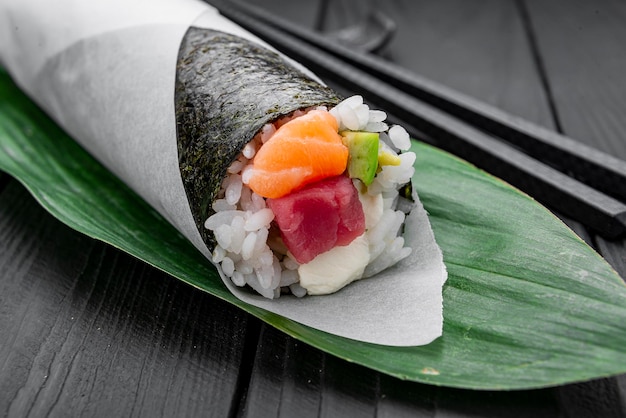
[222,256,235,276]
[242,142,256,159]
[369,172,395,191]
[244,208,274,231]
[280,269,299,287]
[225,174,243,205]
[260,123,276,143]
[245,273,275,299]
[343,95,364,108]
[365,121,388,132]
[257,261,274,289]
[389,125,411,150]
[227,157,247,174]
[382,195,399,211]
[399,151,417,168]
[338,104,360,131]
[289,282,307,298]
[258,248,274,267]
[250,192,266,211]
[355,103,370,129]
[229,216,246,254]
[212,245,226,263]
[369,109,387,122]
[252,227,269,258]
[367,209,399,244]
[235,259,254,275]
[231,271,245,286]
[283,255,299,270]
[241,231,257,260]
[212,198,235,212]
[214,224,232,249]
[386,211,405,242]
[271,256,282,289]
[204,210,245,230]
[365,239,412,278]
[241,166,253,184]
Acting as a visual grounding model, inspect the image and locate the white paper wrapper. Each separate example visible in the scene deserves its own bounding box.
[0,0,447,346]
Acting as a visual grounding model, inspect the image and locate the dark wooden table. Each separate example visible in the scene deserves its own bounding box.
[1,0,625,416]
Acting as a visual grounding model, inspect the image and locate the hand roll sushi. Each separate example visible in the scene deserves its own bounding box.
[0,0,446,345]
[176,28,417,299]
[205,98,416,298]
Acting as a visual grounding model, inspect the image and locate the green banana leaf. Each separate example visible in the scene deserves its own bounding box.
[1,68,625,390]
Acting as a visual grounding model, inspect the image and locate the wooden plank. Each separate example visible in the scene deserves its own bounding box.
[241,325,381,418]
[520,1,626,278]
[0,180,249,417]
[519,0,626,415]
[244,328,566,418]
[523,0,626,160]
[555,378,626,418]
[320,0,556,129]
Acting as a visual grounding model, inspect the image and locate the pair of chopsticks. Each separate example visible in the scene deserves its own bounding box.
[207,0,626,239]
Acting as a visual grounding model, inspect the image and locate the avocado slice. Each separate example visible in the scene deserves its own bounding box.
[378,140,401,167]
[341,131,379,186]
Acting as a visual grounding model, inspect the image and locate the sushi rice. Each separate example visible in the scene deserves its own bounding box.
[204,96,416,299]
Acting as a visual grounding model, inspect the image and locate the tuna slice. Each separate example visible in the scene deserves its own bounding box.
[267,176,366,264]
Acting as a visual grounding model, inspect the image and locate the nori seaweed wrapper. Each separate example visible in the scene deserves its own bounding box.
[175,27,341,249]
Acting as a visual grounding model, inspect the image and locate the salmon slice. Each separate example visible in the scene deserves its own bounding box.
[247,109,348,198]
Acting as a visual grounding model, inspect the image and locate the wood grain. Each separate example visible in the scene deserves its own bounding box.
[523,0,626,160]
[319,0,556,129]
[0,180,250,417]
[245,326,567,418]
[518,0,626,281]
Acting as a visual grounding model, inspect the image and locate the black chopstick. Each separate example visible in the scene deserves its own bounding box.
[218,0,626,206]
[206,0,626,239]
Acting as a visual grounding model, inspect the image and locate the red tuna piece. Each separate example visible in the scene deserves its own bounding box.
[267,176,366,264]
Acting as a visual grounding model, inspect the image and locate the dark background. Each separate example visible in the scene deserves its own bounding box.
[1,0,625,416]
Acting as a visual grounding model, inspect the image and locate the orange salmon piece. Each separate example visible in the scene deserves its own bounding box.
[247,109,348,198]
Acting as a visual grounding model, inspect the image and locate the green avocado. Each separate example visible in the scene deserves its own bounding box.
[341,131,379,186]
